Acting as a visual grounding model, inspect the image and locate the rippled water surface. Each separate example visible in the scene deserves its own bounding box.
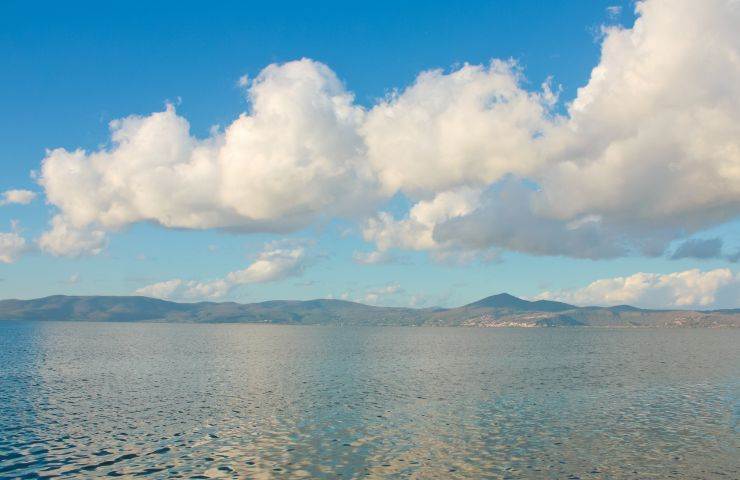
[0,322,738,479]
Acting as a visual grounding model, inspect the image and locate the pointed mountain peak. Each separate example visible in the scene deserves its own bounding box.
[464,293,531,309]
[464,293,575,312]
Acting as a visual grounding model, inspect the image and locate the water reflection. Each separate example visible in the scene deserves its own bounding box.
[0,322,738,478]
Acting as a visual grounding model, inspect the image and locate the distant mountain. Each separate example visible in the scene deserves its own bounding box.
[464,293,574,312]
[0,294,738,328]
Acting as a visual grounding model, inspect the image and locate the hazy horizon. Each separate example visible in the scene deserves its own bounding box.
[1,291,738,312]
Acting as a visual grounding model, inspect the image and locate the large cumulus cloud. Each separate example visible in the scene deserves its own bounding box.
[362,0,740,259]
[534,0,740,226]
[38,59,378,253]
[363,60,556,197]
[36,0,740,260]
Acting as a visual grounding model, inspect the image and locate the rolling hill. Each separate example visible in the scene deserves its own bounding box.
[0,293,738,327]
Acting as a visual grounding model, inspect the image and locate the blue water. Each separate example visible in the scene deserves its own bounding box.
[0,322,738,479]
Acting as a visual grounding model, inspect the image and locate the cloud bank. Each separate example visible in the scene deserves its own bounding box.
[35,0,740,261]
[536,268,739,309]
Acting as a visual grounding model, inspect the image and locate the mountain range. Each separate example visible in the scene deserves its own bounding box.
[0,293,738,327]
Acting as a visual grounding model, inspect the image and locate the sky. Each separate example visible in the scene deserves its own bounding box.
[1,0,739,309]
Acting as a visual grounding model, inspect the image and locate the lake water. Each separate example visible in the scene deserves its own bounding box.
[0,322,738,479]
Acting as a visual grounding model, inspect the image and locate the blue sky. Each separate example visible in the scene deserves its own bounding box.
[1,0,739,308]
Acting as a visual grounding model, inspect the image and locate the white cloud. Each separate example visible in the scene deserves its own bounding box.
[534,0,740,228]
[408,290,453,308]
[225,242,307,284]
[135,241,309,300]
[363,60,555,197]
[342,283,453,308]
[135,279,185,300]
[352,250,394,265]
[39,59,379,238]
[606,5,622,18]
[536,268,739,309]
[0,222,29,263]
[363,0,740,258]
[361,282,405,305]
[61,273,81,285]
[34,0,740,261]
[0,189,36,206]
[429,247,502,266]
[37,215,107,257]
[432,180,631,259]
[363,187,482,252]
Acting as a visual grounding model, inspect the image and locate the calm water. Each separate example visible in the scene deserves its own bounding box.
[0,322,738,479]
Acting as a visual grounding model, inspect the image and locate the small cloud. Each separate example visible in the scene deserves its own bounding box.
[431,248,502,266]
[606,5,622,19]
[60,273,81,285]
[0,189,37,206]
[361,282,405,305]
[353,250,394,265]
[136,279,187,300]
[208,244,219,252]
[135,239,313,301]
[338,226,355,238]
[0,221,30,264]
[408,291,452,308]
